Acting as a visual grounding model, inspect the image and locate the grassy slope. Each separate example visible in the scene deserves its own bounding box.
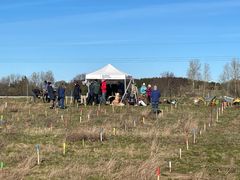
[0,99,239,179]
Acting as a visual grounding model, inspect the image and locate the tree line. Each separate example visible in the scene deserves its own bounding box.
[0,58,239,97]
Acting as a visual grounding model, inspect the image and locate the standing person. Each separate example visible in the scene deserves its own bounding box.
[87,81,94,105]
[80,81,88,106]
[151,85,161,113]
[146,84,152,105]
[100,79,107,104]
[140,83,147,96]
[42,80,48,103]
[58,83,66,109]
[93,80,100,105]
[31,88,41,103]
[73,82,81,104]
[47,82,55,109]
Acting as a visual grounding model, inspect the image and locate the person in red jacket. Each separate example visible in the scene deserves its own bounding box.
[101,79,107,104]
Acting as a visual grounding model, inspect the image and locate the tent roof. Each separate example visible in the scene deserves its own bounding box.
[86,64,132,80]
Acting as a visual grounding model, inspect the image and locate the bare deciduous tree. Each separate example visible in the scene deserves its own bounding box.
[220,63,231,95]
[187,59,201,91]
[203,63,211,96]
[220,58,240,96]
[230,58,240,96]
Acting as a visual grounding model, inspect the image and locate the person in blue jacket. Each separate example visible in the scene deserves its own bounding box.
[140,82,147,96]
[58,83,66,109]
[151,85,161,113]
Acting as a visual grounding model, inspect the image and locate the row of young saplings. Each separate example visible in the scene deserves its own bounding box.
[0,102,174,171]
[0,102,226,179]
[155,103,228,179]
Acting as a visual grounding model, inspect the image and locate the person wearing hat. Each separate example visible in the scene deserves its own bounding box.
[146,84,152,105]
[140,82,147,96]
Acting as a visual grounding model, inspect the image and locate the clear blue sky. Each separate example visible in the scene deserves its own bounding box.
[0,0,240,82]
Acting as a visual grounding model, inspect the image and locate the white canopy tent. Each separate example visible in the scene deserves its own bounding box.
[85,64,134,102]
[85,64,132,80]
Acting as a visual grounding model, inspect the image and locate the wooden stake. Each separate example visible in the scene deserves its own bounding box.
[186,139,189,150]
[169,161,172,172]
[79,116,82,123]
[4,102,7,109]
[82,139,85,147]
[142,117,145,124]
[179,148,182,159]
[193,129,196,144]
[61,115,64,121]
[87,114,90,120]
[216,109,219,122]
[113,128,116,136]
[100,128,103,142]
[45,110,47,117]
[204,123,206,131]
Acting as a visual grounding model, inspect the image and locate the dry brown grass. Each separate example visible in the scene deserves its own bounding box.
[1,99,240,179]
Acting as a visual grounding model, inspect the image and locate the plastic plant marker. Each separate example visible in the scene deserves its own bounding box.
[35,144,40,165]
[0,162,3,169]
[63,143,66,155]
[156,167,160,180]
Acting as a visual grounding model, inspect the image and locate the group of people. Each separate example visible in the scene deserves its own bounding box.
[127,82,161,113]
[41,81,66,109]
[32,80,161,113]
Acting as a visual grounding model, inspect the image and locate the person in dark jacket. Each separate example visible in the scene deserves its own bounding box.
[31,88,41,103]
[42,80,49,103]
[73,82,81,104]
[47,82,55,109]
[80,81,88,106]
[87,81,94,105]
[58,83,66,109]
[151,85,161,113]
[146,84,152,105]
[92,80,100,105]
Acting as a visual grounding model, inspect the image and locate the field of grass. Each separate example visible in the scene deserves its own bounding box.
[0,98,240,179]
